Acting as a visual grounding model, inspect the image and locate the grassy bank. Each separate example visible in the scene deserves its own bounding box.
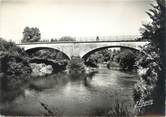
[39,97,134,116]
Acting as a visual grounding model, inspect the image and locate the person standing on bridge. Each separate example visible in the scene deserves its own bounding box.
[96,36,100,41]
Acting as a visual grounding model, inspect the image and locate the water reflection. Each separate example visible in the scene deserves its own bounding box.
[1,66,139,116]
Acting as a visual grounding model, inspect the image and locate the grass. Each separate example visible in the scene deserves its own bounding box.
[106,99,134,117]
[39,98,135,116]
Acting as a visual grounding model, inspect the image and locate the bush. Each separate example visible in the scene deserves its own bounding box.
[106,99,134,117]
[1,53,31,75]
[133,45,160,115]
[59,36,76,41]
[0,38,31,101]
[29,49,68,60]
[133,0,165,114]
[119,49,137,71]
[0,38,26,56]
[67,56,86,79]
[0,38,31,75]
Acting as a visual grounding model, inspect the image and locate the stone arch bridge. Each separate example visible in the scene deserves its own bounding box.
[17,41,148,59]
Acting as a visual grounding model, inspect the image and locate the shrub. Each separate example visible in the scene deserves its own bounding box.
[0,38,26,56]
[106,99,134,117]
[133,0,165,115]
[67,56,86,79]
[0,38,31,102]
[119,49,137,71]
[1,53,31,75]
[59,36,76,41]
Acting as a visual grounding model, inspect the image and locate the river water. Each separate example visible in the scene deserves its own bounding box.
[2,66,139,116]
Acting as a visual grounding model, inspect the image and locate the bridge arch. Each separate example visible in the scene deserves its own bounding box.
[81,45,140,60]
[25,47,70,60]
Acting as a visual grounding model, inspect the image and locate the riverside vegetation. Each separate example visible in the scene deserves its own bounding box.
[133,0,165,115]
[0,0,165,115]
[0,38,136,116]
[0,37,154,116]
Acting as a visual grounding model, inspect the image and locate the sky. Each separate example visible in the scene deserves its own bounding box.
[0,0,154,43]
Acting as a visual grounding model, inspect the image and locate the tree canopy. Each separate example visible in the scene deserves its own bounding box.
[134,0,165,115]
[59,36,76,41]
[21,27,41,43]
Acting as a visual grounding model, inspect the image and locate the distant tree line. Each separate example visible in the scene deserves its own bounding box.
[85,48,137,71]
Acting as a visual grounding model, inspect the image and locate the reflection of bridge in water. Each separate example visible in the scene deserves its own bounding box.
[17,40,148,59]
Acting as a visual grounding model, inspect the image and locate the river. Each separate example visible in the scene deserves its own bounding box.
[1,66,139,116]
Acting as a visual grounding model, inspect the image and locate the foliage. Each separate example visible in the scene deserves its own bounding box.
[0,38,31,95]
[29,49,69,73]
[85,48,137,70]
[97,49,111,62]
[30,49,68,60]
[40,39,49,42]
[21,26,41,42]
[0,38,30,74]
[106,99,134,117]
[85,49,112,67]
[50,38,58,42]
[0,38,26,56]
[107,61,120,69]
[59,36,76,41]
[85,54,98,67]
[134,0,165,115]
[111,49,121,62]
[1,54,31,75]
[67,56,86,79]
[39,98,133,116]
[119,49,137,70]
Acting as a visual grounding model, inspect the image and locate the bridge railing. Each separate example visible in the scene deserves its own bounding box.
[17,35,142,44]
[17,40,148,45]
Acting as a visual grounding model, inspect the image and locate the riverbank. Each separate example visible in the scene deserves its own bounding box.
[0,65,96,103]
[28,66,98,92]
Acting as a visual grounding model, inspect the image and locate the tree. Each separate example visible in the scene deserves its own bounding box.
[119,49,136,70]
[21,27,41,43]
[0,38,26,56]
[0,38,31,92]
[0,37,31,75]
[134,0,165,115]
[50,38,58,42]
[59,36,76,41]
[67,56,86,79]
